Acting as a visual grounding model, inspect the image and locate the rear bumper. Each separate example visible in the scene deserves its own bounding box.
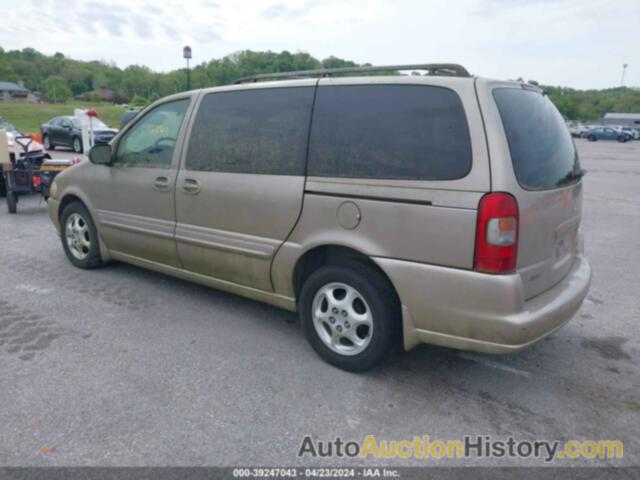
[374,254,591,354]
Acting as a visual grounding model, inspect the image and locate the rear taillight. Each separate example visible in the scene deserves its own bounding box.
[474,192,519,274]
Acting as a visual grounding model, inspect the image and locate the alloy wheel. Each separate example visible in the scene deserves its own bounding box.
[65,213,91,260]
[311,282,373,356]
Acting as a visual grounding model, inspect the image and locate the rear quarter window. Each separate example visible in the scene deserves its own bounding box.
[493,88,580,190]
[307,84,472,181]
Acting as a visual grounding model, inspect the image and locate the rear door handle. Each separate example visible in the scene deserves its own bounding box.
[181,178,201,195]
[153,176,171,192]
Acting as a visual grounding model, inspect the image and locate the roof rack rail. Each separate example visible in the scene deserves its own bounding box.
[233,63,471,84]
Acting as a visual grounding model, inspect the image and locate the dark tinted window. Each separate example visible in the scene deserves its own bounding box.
[187,87,314,175]
[307,85,472,180]
[493,88,580,190]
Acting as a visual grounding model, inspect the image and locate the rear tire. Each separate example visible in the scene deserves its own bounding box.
[6,191,17,214]
[60,201,103,269]
[618,136,627,143]
[72,137,83,153]
[587,135,596,141]
[299,262,400,372]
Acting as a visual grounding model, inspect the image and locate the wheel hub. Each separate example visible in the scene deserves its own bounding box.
[65,213,91,260]
[311,282,373,356]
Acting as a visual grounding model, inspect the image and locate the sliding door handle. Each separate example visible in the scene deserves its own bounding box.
[182,178,201,194]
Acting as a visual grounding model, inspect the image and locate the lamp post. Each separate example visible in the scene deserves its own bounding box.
[183,45,192,91]
[621,63,628,87]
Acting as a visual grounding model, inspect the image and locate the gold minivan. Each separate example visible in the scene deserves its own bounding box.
[48,64,592,372]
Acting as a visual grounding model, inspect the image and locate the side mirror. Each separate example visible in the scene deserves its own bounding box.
[89,144,112,165]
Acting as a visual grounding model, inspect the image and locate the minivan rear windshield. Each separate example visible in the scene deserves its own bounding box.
[493,88,581,190]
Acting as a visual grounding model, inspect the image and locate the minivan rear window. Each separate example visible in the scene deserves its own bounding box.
[493,88,581,190]
[308,85,472,181]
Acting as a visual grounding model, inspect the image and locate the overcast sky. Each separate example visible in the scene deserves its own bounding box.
[1,0,638,89]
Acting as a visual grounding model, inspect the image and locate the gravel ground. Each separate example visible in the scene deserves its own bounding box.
[0,139,638,467]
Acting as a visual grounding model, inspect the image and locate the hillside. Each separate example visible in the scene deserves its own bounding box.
[1,47,639,121]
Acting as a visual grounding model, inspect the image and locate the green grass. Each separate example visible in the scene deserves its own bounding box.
[0,101,126,133]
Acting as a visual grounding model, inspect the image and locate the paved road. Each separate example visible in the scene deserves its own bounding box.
[0,140,638,467]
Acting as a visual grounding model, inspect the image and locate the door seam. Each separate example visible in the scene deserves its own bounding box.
[172,90,204,269]
[268,79,320,296]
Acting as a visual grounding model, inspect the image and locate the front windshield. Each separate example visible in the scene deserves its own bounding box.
[91,118,108,129]
[72,118,108,129]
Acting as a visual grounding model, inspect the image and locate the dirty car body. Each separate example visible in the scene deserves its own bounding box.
[47,66,591,371]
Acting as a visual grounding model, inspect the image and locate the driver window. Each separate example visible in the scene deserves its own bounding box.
[114,99,190,168]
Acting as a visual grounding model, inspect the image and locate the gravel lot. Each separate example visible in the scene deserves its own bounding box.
[0,139,638,467]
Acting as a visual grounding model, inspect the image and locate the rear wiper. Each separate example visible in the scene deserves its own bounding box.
[556,168,587,186]
[574,168,587,179]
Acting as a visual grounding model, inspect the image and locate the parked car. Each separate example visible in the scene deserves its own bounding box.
[47,65,591,372]
[567,121,588,138]
[0,116,49,196]
[578,125,598,138]
[620,127,640,140]
[584,126,632,142]
[40,116,117,153]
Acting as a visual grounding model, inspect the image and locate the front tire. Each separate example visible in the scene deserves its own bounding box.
[588,135,596,141]
[72,137,83,153]
[60,201,103,269]
[618,136,627,143]
[299,263,400,372]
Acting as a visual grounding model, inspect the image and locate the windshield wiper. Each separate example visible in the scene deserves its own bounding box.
[556,168,586,186]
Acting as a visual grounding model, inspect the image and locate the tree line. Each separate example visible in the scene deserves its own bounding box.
[1,47,638,121]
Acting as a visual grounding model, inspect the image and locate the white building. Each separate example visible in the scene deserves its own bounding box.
[603,112,640,128]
